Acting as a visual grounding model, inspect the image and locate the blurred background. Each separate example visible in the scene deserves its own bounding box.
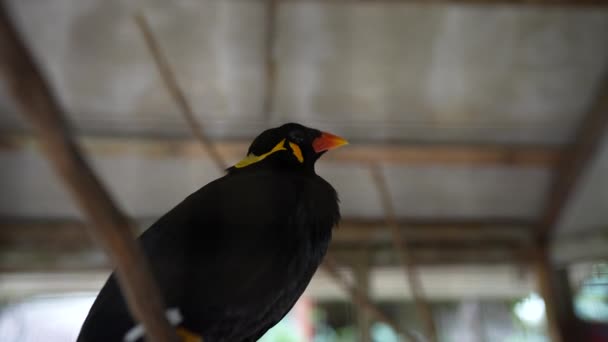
[1,0,608,341]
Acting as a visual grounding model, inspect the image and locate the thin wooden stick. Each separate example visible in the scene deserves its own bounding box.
[370,165,437,342]
[0,4,177,342]
[262,0,278,121]
[322,255,419,342]
[134,12,227,171]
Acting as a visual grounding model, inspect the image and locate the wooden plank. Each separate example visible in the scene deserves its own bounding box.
[329,143,560,167]
[333,246,534,267]
[2,135,561,167]
[335,219,532,243]
[0,5,177,342]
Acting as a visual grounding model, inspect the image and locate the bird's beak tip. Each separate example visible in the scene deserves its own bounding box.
[313,131,348,153]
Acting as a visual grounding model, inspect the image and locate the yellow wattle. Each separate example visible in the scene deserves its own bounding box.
[234,139,287,169]
[289,142,304,163]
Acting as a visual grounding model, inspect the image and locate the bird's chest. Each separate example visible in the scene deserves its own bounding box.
[286,186,334,261]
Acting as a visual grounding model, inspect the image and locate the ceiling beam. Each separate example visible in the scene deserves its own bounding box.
[536,73,608,242]
[0,219,534,247]
[279,0,608,6]
[0,242,530,272]
[336,220,532,243]
[3,220,605,269]
[1,135,561,167]
[0,219,536,271]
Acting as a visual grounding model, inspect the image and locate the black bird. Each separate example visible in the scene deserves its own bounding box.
[77,123,347,342]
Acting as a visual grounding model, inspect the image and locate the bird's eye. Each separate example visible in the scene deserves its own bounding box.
[289,131,305,144]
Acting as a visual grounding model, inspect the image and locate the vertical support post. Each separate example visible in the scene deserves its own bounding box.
[354,250,372,342]
[533,246,580,342]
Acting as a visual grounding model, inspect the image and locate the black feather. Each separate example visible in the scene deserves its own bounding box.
[77,123,341,342]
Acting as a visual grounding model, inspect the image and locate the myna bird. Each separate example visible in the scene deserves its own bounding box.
[77,123,347,342]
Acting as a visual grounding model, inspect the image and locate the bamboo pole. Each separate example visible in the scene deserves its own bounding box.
[370,165,437,342]
[322,255,418,341]
[0,3,177,342]
[134,12,227,171]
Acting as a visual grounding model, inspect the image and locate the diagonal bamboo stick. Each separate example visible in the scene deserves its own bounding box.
[134,12,227,172]
[323,255,418,341]
[370,165,437,342]
[0,3,177,342]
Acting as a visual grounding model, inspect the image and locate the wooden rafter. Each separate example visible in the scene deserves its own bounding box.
[335,219,532,243]
[0,4,177,342]
[0,241,532,272]
[2,134,561,167]
[0,218,533,246]
[279,0,608,6]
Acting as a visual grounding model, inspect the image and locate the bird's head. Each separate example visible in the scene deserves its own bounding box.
[228,123,348,173]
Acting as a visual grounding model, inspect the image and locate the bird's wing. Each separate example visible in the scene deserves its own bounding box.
[79,171,304,341]
[142,171,306,337]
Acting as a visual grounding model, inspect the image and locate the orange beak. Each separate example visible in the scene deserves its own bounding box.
[312,131,348,153]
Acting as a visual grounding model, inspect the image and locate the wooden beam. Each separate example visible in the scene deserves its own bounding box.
[0,219,536,270]
[0,218,533,246]
[333,245,533,265]
[0,5,177,342]
[2,134,561,167]
[0,242,532,272]
[335,219,532,243]
[279,0,608,6]
[537,72,608,242]
[328,142,560,167]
